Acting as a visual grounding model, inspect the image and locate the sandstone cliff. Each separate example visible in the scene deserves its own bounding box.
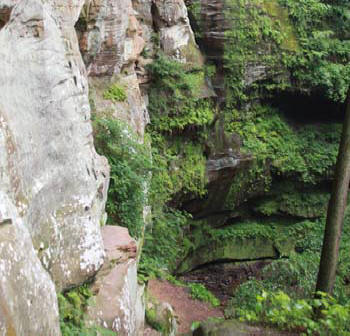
[0,0,200,334]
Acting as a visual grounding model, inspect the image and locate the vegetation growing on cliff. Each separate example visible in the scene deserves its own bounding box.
[58,286,114,336]
[224,207,350,333]
[91,0,350,333]
[139,0,349,285]
[103,82,127,102]
[222,0,350,107]
[226,105,341,184]
[93,116,151,238]
[140,54,211,277]
[147,53,215,132]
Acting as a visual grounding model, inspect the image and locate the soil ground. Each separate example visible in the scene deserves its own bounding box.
[147,279,223,335]
[145,261,299,335]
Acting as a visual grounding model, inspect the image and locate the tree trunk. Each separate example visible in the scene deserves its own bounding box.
[315,88,350,295]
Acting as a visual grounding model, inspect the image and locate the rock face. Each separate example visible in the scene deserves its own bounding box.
[0,0,109,290]
[0,0,204,333]
[0,192,61,336]
[152,0,203,64]
[145,292,177,336]
[76,0,202,137]
[87,225,145,336]
[177,236,280,274]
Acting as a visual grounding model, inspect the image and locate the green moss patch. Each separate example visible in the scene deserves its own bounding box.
[103,82,127,102]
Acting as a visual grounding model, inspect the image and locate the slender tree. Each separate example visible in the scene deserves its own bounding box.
[316,88,350,295]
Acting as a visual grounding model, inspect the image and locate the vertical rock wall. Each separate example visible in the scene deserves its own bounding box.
[0,0,201,334]
[0,1,109,333]
[0,0,109,290]
[0,192,61,336]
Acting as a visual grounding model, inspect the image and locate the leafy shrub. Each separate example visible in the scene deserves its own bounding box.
[188,283,220,307]
[103,83,127,102]
[230,207,350,319]
[148,132,207,210]
[279,0,350,101]
[223,0,350,106]
[237,290,350,335]
[93,116,151,238]
[139,130,209,279]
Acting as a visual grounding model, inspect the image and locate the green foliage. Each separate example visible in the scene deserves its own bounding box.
[147,54,214,132]
[197,218,312,250]
[222,0,350,108]
[226,105,341,184]
[230,206,350,324]
[139,132,208,278]
[149,133,207,209]
[279,0,350,101]
[93,116,151,238]
[139,208,191,279]
[103,83,127,102]
[237,290,350,335]
[254,182,330,218]
[223,0,295,108]
[188,283,220,307]
[58,285,115,336]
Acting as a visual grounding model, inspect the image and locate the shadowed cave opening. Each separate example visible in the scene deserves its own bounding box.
[269,90,345,124]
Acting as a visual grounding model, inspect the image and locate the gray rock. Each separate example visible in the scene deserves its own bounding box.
[153,0,202,64]
[145,294,177,336]
[0,0,109,290]
[0,192,61,336]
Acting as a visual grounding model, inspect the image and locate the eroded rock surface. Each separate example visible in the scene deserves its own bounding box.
[0,0,109,290]
[87,225,145,336]
[0,192,61,336]
[77,0,203,137]
[153,0,202,64]
[177,236,280,274]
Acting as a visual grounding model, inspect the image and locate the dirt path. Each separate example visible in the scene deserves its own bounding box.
[147,279,224,335]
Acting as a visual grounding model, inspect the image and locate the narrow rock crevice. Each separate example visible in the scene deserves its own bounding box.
[0,7,11,30]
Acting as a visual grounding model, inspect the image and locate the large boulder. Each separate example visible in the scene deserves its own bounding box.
[87,225,145,336]
[145,293,177,336]
[0,0,109,290]
[0,192,61,336]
